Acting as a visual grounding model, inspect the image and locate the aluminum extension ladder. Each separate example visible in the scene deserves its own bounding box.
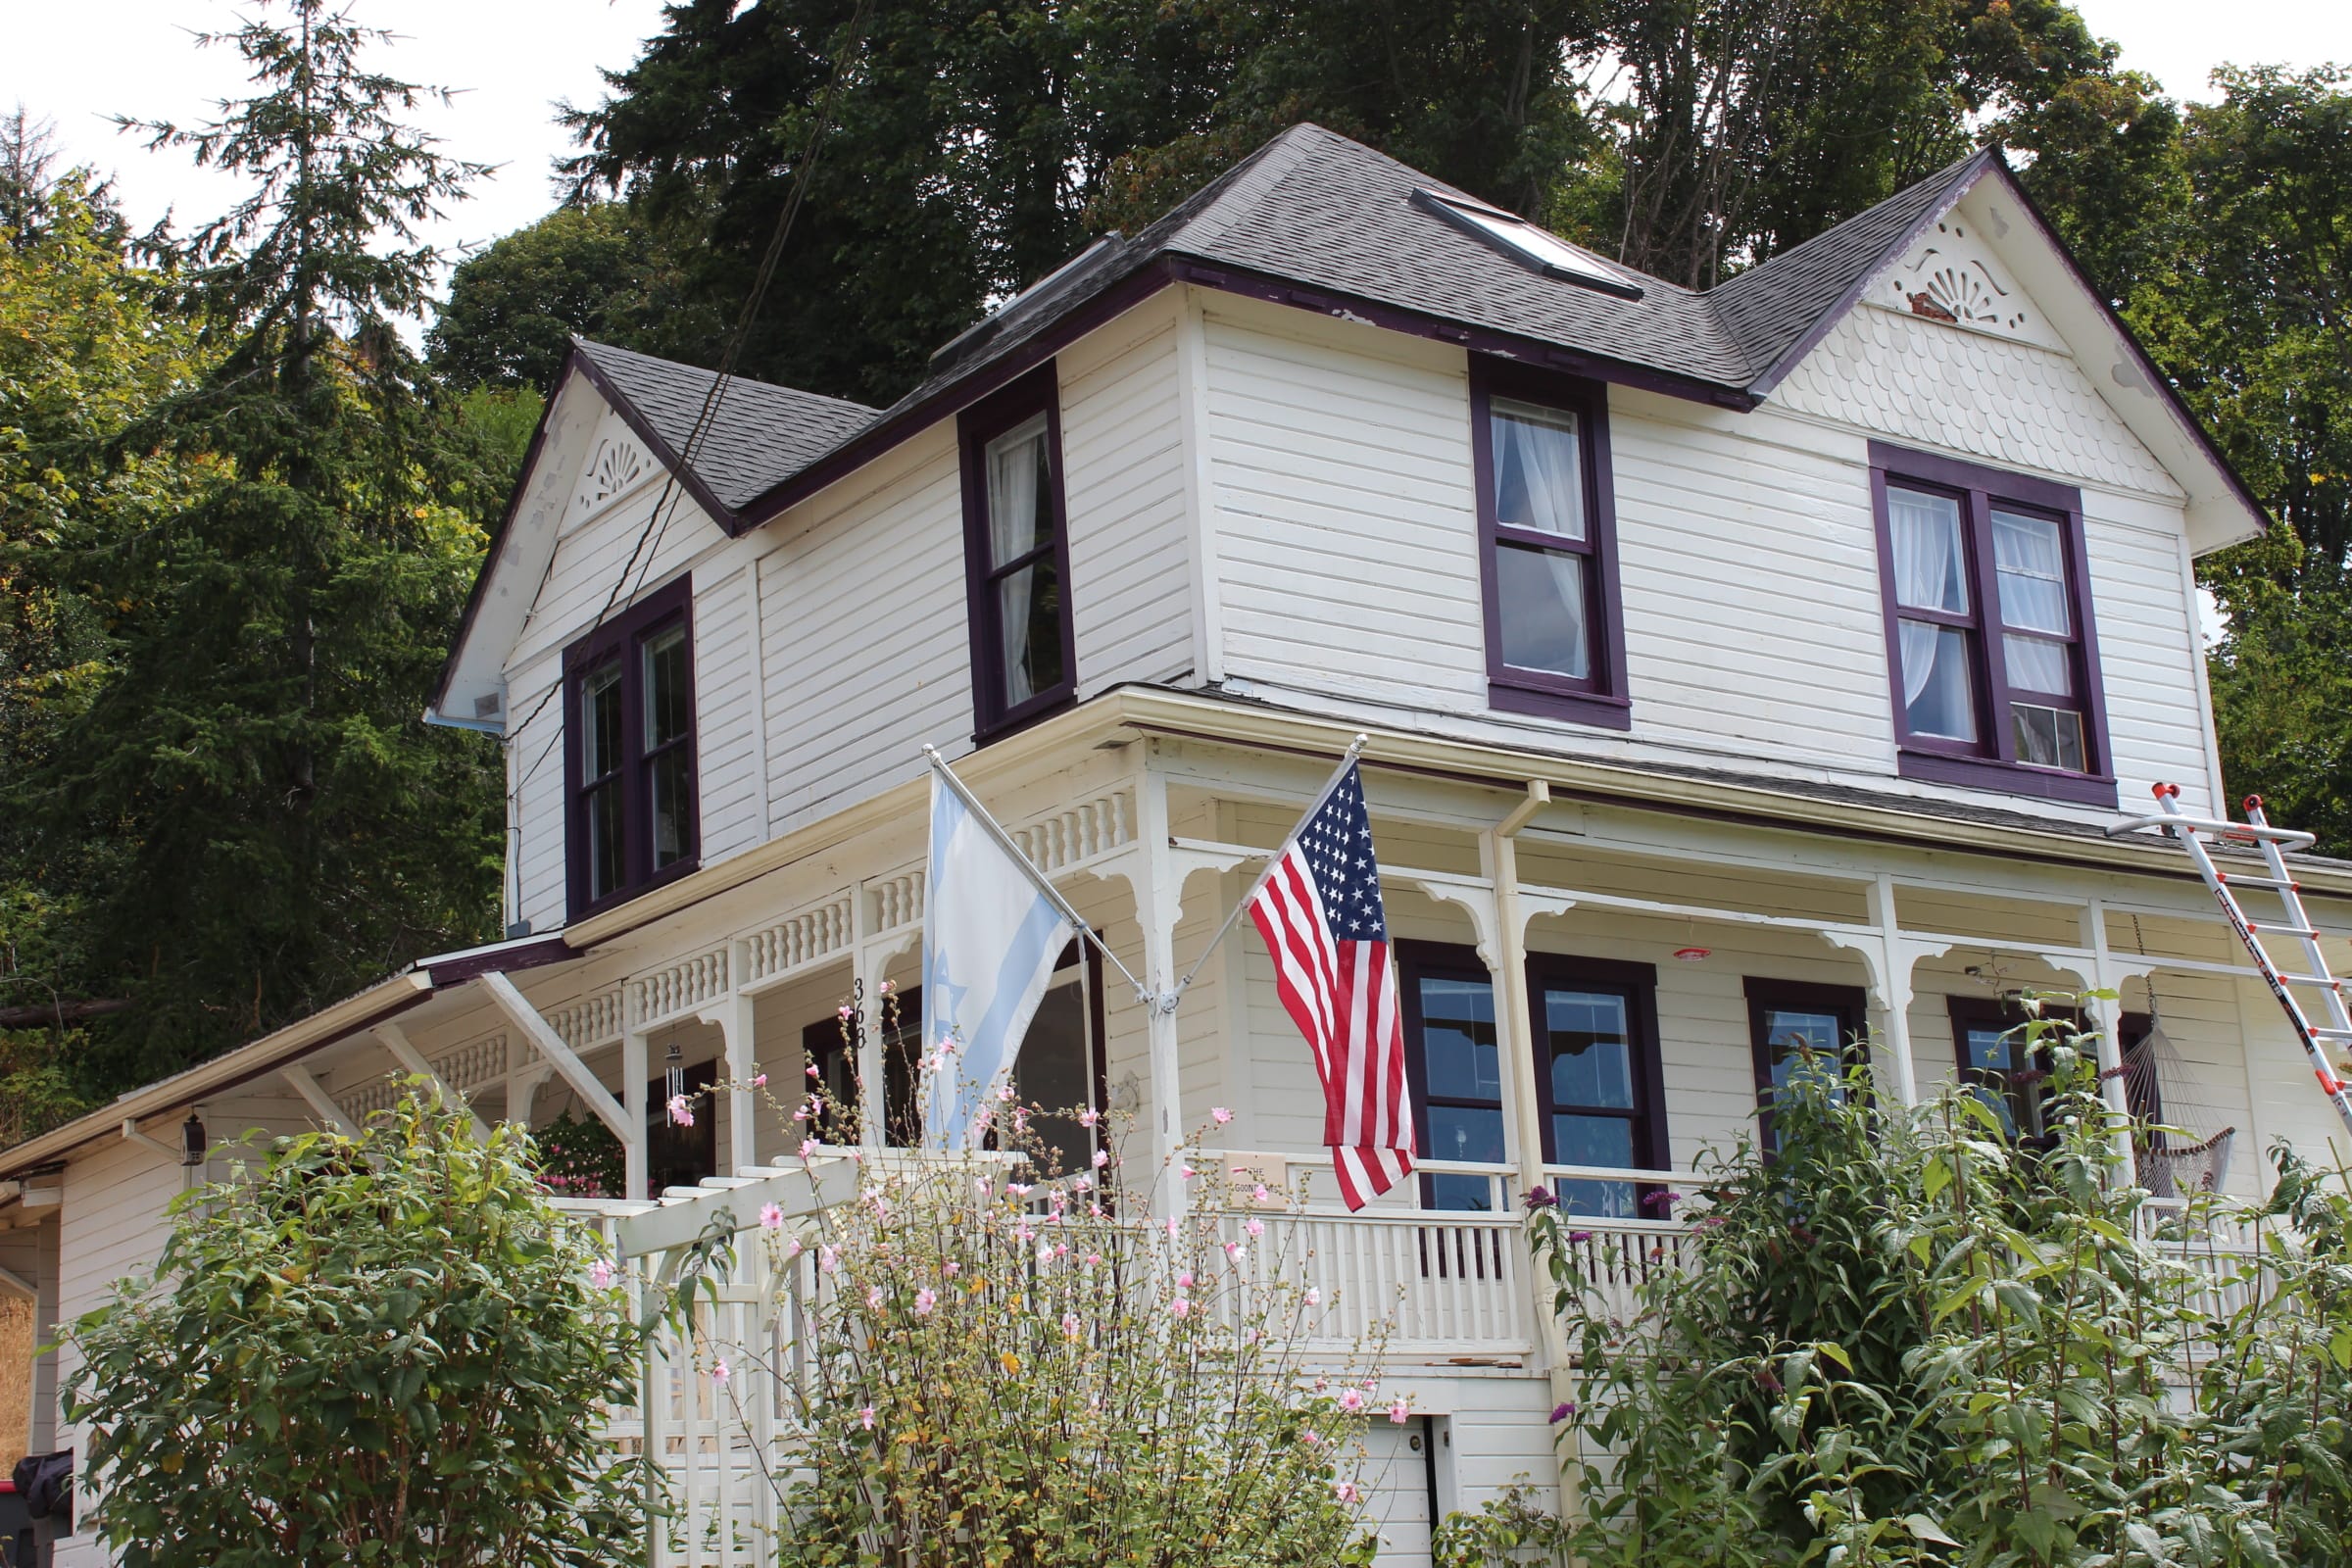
[2110,784,2352,1141]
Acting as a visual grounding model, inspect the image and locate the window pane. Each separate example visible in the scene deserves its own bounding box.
[2003,633,2072,697]
[1418,977,1500,1101]
[986,416,1053,567]
[1552,1113,1635,1171]
[1898,621,1979,741]
[1556,1176,1639,1219]
[2011,703,2085,771]
[1763,1008,1848,1099]
[1992,510,2069,635]
[581,663,622,780]
[585,781,623,900]
[996,559,1066,708]
[1888,488,1969,613]
[1491,400,1585,539]
[641,625,689,750]
[1429,1103,1507,1167]
[1014,976,1095,1172]
[648,745,692,869]
[1543,989,1634,1110]
[1495,543,1591,678]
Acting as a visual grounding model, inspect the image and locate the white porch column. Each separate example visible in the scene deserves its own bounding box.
[1138,753,1187,1219]
[1870,875,1920,1105]
[699,940,760,1176]
[620,1029,649,1203]
[853,877,886,1152]
[2080,899,2145,1180]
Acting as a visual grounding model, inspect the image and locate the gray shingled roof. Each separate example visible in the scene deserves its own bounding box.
[573,338,877,514]
[563,125,1999,525]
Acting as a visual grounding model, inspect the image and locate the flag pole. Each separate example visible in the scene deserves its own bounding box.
[920,745,1151,1003]
[1165,733,1369,1004]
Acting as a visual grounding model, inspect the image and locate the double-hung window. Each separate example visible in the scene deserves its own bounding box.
[1396,945,1666,1217]
[1871,442,2111,804]
[564,577,697,918]
[1744,979,1868,1153]
[959,365,1076,738]
[1471,360,1629,730]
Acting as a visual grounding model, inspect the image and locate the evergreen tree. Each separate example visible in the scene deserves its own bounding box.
[11,0,506,1085]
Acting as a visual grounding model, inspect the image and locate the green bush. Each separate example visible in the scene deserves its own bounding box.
[1528,1004,2352,1567]
[67,1089,646,1567]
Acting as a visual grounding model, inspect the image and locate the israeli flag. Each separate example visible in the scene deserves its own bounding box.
[919,769,1078,1149]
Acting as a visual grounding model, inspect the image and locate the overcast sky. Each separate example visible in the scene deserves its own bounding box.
[2,0,2345,313]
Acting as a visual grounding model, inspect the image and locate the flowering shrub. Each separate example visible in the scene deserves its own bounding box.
[535,1106,625,1199]
[67,1088,645,1566]
[1526,1001,2352,1568]
[685,1079,1385,1566]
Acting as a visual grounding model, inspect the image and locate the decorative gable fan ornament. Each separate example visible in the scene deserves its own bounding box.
[1412,189,1644,301]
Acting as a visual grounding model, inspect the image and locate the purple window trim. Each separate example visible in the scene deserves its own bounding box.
[958,362,1079,743]
[562,575,700,922]
[1469,358,1633,730]
[1867,441,2115,808]
[1524,952,1669,1173]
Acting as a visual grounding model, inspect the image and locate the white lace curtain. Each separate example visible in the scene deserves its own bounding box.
[1888,488,1967,708]
[1493,402,1584,539]
[987,416,1049,705]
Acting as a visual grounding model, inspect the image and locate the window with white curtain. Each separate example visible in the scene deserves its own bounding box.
[1872,446,2104,799]
[959,366,1075,736]
[1476,365,1627,728]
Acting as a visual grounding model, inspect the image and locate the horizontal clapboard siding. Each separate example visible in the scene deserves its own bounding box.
[1197,291,2219,819]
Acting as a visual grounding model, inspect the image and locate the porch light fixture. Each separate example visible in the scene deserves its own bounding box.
[179,1107,208,1167]
[1672,947,1711,962]
[664,1039,685,1106]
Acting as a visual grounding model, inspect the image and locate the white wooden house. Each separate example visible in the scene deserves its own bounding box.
[7,123,2348,1564]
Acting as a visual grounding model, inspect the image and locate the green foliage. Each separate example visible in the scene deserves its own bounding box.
[5,0,506,1090]
[429,202,698,393]
[534,1106,625,1200]
[65,1089,646,1566]
[691,1085,1380,1565]
[1531,1015,2352,1567]
[1431,1485,1575,1567]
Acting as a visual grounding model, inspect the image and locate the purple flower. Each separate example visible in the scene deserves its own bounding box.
[1523,1187,1558,1210]
[1549,1400,1578,1423]
[1567,1230,1593,1244]
[1640,1190,1684,1211]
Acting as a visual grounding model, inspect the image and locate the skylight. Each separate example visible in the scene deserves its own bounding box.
[1416,190,1643,300]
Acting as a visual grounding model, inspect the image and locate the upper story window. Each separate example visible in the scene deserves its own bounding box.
[1470,360,1630,731]
[564,576,697,919]
[959,364,1076,739]
[1870,442,2112,806]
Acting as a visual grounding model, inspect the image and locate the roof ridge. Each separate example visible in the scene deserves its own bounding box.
[1711,145,1995,309]
[572,335,881,416]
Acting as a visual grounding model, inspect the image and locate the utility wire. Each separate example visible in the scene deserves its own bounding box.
[503,0,880,811]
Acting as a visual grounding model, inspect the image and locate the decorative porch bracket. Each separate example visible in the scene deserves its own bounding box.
[479,971,636,1156]
[375,1021,493,1142]
[280,1064,358,1136]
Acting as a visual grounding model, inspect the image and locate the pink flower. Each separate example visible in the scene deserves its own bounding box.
[819,1245,839,1273]
[859,1405,876,1430]
[1224,1241,1244,1260]
[837,1004,854,1020]
[879,978,894,994]
[943,1260,959,1275]
[1245,1218,1265,1238]
[1334,1480,1360,1505]
[1006,1181,1033,1197]
[1340,1388,1365,1412]
[913,1288,938,1316]
[1304,1287,1322,1307]
[752,1072,768,1088]
[1165,1217,1181,1239]
[1211,1105,1233,1124]
[1177,1271,1195,1289]
[1084,1252,1103,1267]
[867,1286,885,1310]
[1061,1311,1081,1339]
[807,1062,822,1078]
[1078,1107,1099,1128]
[587,1258,615,1289]
[800,1138,819,1159]
[1300,1428,1322,1448]
[1252,1184,1270,1203]
[666,1095,694,1128]
[760,1202,785,1230]
[1170,1298,1192,1319]
[1093,1149,1110,1168]
[1182,1164,1198,1180]
[1389,1397,1410,1424]
[785,1238,804,1259]
[996,1084,1015,1102]
[711,1358,730,1386]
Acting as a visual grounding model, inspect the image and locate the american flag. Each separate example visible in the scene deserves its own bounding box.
[1246,761,1414,1210]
